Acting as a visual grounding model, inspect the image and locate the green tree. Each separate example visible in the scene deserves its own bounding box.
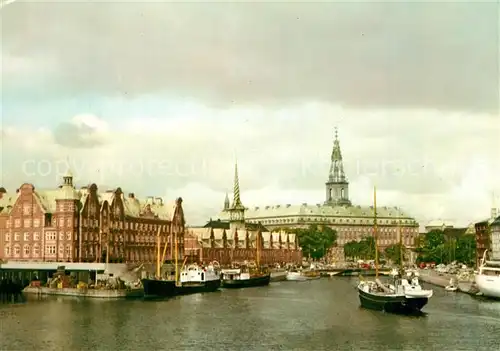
[295,225,337,260]
[384,243,406,265]
[343,236,382,261]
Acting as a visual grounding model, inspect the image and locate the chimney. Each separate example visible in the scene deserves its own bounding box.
[16,188,20,193]
[155,197,163,205]
[128,193,135,199]
[147,196,154,204]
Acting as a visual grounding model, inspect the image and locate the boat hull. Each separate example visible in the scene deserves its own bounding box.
[174,279,221,295]
[221,274,271,289]
[141,279,176,298]
[475,274,500,299]
[141,278,221,298]
[358,287,428,314]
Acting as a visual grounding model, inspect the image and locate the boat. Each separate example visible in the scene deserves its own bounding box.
[175,262,221,294]
[445,277,458,292]
[221,233,270,289]
[141,227,176,298]
[357,187,433,314]
[286,267,321,281]
[221,265,271,288]
[474,250,500,299]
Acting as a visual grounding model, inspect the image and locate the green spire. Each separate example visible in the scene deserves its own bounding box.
[232,161,243,209]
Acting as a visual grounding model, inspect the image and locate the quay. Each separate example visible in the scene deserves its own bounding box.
[317,268,392,277]
[23,286,144,299]
[417,269,480,296]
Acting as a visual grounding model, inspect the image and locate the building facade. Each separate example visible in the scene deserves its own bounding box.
[190,163,302,265]
[215,129,419,253]
[0,172,185,263]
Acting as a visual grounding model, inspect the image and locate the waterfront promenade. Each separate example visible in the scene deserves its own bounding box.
[418,269,478,295]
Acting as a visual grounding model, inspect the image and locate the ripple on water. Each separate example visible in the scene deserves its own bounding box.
[1,279,499,351]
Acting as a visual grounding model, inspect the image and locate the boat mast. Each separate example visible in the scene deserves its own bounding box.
[398,210,403,271]
[256,232,261,269]
[174,225,179,286]
[373,186,379,279]
[156,227,161,279]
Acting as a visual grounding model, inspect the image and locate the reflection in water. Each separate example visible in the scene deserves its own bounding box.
[1,278,499,351]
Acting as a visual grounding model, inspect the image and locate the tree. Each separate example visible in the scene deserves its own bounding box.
[343,236,381,261]
[416,229,476,265]
[295,225,337,260]
[384,243,406,265]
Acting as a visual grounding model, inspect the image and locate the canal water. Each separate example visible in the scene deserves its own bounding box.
[1,278,499,350]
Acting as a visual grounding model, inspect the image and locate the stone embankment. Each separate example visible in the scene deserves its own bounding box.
[418,269,480,296]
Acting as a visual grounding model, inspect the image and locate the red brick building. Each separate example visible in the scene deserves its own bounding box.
[475,219,491,267]
[0,173,185,263]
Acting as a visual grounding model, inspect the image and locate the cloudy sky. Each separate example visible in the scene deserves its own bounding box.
[1,1,499,227]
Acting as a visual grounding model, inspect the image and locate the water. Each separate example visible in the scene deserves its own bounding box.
[1,278,499,350]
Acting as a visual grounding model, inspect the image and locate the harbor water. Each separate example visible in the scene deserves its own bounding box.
[1,278,499,350]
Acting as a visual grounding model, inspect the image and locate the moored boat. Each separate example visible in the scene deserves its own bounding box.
[474,250,500,299]
[357,187,433,314]
[286,268,321,281]
[175,262,221,295]
[221,267,271,288]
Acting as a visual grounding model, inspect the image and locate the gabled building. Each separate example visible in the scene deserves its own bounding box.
[187,162,302,265]
[0,172,185,263]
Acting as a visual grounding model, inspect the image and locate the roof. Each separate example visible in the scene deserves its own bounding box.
[216,203,417,223]
[2,182,180,221]
[491,216,500,227]
[425,219,455,227]
[203,219,269,232]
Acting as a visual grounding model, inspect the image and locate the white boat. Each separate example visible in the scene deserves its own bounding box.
[475,250,500,299]
[286,268,320,281]
[445,278,458,292]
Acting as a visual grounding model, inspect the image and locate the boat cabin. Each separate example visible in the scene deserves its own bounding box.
[180,264,220,283]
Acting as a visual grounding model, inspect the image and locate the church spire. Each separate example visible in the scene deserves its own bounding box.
[224,192,230,210]
[325,127,351,206]
[232,161,243,209]
[329,127,346,182]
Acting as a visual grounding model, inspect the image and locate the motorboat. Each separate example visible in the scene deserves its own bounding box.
[474,250,500,299]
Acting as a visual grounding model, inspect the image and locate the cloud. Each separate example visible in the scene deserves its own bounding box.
[1,1,498,112]
[1,103,499,226]
[1,2,499,226]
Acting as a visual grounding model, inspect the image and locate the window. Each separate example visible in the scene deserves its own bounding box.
[58,244,64,255]
[59,232,65,241]
[4,245,10,256]
[66,218,72,227]
[14,232,20,241]
[66,232,72,241]
[24,232,30,241]
[58,218,64,227]
[14,245,21,257]
[6,220,10,229]
[46,245,56,255]
[34,218,40,228]
[45,232,56,241]
[23,244,31,256]
[65,245,72,257]
[14,219,21,228]
[34,232,40,241]
[23,218,32,228]
[33,245,40,256]
[23,205,31,215]
[5,233,10,242]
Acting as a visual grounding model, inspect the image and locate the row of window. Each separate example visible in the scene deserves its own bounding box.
[249,217,417,226]
[20,203,75,215]
[4,244,73,257]
[5,232,73,242]
[7,217,74,229]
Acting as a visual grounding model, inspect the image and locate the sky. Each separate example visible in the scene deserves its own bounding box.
[1,1,499,227]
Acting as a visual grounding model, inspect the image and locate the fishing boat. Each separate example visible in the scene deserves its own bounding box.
[357,187,433,314]
[176,261,221,294]
[474,250,500,299]
[141,227,176,298]
[221,233,270,289]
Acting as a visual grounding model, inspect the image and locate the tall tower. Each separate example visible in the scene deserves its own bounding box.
[325,128,351,206]
[228,161,245,230]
